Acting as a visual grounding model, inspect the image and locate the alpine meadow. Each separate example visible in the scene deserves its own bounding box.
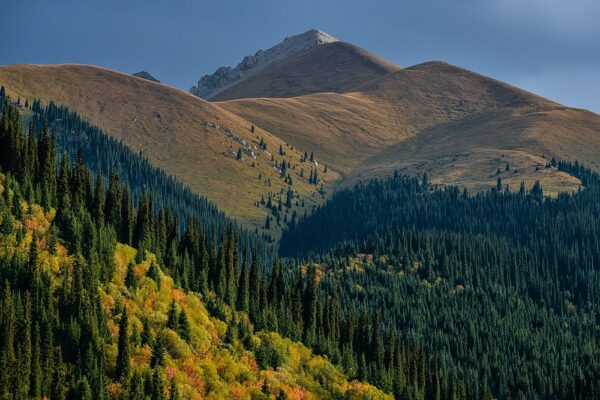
[1,2,600,399]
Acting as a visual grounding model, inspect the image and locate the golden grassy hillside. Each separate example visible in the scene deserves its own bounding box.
[220,61,600,195]
[0,64,338,232]
[210,41,401,101]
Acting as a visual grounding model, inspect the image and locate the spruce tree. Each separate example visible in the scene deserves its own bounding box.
[125,262,136,289]
[237,251,250,313]
[116,308,131,381]
[249,248,260,319]
[177,310,191,342]
[303,265,318,345]
[151,332,166,368]
[169,379,180,400]
[120,186,133,244]
[93,172,105,223]
[151,368,165,400]
[30,322,42,398]
[104,171,121,227]
[167,300,178,330]
[128,371,145,400]
[141,317,153,347]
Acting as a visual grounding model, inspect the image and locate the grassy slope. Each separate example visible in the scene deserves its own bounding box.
[220,61,600,195]
[210,41,401,101]
[0,64,338,233]
[0,175,389,400]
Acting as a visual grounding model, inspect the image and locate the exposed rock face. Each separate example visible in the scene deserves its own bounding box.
[133,71,160,83]
[190,29,337,99]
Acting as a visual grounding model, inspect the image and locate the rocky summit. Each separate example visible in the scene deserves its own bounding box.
[190,29,337,99]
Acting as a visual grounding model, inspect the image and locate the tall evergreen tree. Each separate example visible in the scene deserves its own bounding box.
[116,308,131,381]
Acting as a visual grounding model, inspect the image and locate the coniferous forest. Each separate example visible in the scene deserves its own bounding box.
[1,87,599,400]
[280,167,600,399]
[0,93,391,398]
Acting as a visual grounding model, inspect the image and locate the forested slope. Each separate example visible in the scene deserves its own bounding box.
[280,170,600,399]
[0,97,388,399]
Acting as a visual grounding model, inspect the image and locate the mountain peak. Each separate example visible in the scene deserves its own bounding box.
[132,71,160,83]
[284,28,337,45]
[190,29,337,99]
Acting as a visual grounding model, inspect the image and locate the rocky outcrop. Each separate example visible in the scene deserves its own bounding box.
[190,29,337,99]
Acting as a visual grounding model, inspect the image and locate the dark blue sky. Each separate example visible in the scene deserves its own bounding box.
[2,0,599,112]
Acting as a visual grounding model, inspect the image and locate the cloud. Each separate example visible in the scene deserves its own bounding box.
[488,0,600,37]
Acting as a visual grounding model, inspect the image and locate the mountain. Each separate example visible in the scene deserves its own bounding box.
[190,29,337,99]
[0,64,337,232]
[210,41,401,101]
[219,60,600,195]
[133,70,160,82]
[3,30,600,227]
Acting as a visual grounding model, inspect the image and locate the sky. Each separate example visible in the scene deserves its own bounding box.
[1,0,599,112]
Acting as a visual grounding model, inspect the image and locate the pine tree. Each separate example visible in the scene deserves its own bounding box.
[151,332,166,368]
[147,262,161,290]
[30,322,42,398]
[216,234,227,300]
[480,381,492,400]
[225,226,238,308]
[120,186,133,244]
[151,368,165,400]
[29,233,39,271]
[104,171,121,227]
[249,248,260,319]
[51,350,67,400]
[177,310,191,342]
[116,308,131,380]
[141,317,153,347]
[16,293,32,398]
[37,124,57,209]
[0,284,16,398]
[303,265,318,345]
[237,250,250,313]
[93,172,105,223]
[128,371,145,400]
[285,189,292,208]
[169,379,180,400]
[125,262,137,289]
[167,300,178,330]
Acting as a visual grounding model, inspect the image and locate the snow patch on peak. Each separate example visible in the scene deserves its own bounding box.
[190,29,337,99]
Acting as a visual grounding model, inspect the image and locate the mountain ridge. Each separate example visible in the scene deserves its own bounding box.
[2,33,600,224]
[0,63,337,232]
[210,41,401,101]
[190,29,337,99]
[218,56,600,195]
